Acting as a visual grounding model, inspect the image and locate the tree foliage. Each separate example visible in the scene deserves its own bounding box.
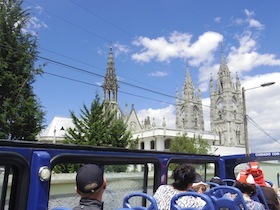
[0,0,45,140]
[64,94,135,148]
[170,134,211,155]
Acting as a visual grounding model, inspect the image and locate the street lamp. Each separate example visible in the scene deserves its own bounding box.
[242,82,275,156]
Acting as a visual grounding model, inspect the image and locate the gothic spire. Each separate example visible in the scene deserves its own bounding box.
[218,44,230,77]
[103,46,119,103]
[184,62,195,89]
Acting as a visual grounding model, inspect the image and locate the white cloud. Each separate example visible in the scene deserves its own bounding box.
[227,31,280,73]
[214,17,221,23]
[148,71,168,77]
[137,105,176,128]
[132,31,223,66]
[22,16,47,36]
[35,5,44,14]
[232,9,264,31]
[113,43,130,57]
[248,19,264,30]
[244,9,264,30]
[197,30,280,92]
[244,9,254,18]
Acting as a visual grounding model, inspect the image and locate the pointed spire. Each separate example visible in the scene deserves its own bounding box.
[236,72,241,91]
[103,46,119,102]
[184,62,194,89]
[218,43,230,75]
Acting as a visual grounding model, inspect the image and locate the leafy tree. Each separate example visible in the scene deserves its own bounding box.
[64,94,135,148]
[60,94,136,173]
[169,134,211,171]
[170,134,211,154]
[0,0,45,140]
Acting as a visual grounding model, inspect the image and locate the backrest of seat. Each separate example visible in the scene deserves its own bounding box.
[205,186,248,210]
[206,181,220,188]
[170,191,215,210]
[121,192,158,210]
[251,185,270,210]
[222,179,235,186]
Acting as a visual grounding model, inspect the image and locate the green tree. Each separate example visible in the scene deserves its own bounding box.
[170,134,211,154]
[64,94,135,148]
[0,0,45,140]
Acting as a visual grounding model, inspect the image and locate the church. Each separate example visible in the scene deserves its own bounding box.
[37,47,246,156]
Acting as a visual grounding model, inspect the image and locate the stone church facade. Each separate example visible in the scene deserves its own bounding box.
[210,51,244,147]
[38,47,246,155]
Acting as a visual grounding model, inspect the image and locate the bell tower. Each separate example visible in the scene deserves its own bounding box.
[210,48,244,146]
[176,64,204,131]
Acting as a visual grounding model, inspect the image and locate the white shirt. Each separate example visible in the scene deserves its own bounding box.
[153,185,206,210]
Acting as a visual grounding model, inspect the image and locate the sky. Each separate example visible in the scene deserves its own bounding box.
[22,0,280,153]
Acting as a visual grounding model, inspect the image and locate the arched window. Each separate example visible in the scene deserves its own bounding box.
[150,140,155,150]
[218,110,222,120]
[140,142,144,150]
[234,110,237,120]
[164,139,171,150]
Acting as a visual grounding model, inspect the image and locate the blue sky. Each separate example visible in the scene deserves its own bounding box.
[23,0,280,153]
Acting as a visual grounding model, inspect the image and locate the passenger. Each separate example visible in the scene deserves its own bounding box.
[153,164,206,210]
[234,170,265,210]
[246,162,280,210]
[73,164,106,210]
[191,173,209,193]
[209,176,223,187]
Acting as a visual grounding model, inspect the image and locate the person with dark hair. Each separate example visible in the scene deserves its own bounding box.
[234,170,265,210]
[153,164,206,210]
[246,162,280,210]
[73,164,106,210]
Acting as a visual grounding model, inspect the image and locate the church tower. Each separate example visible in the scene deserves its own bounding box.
[210,49,244,146]
[176,65,204,131]
[103,46,123,119]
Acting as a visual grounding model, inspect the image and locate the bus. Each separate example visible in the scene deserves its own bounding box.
[0,140,279,210]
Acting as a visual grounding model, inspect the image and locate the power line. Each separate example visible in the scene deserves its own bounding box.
[70,0,135,38]
[44,72,174,105]
[38,55,176,99]
[247,115,280,145]
[25,1,110,43]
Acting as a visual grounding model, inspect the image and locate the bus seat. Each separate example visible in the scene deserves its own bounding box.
[170,191,214,210]
[265,180,273,187]
[205,185,248,210]
[251,185,270,210]
[222,178,235,186]
[206,181,220,188]
[116,192,158,210]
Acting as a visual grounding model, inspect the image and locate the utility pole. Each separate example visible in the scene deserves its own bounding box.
[242,82,275,156]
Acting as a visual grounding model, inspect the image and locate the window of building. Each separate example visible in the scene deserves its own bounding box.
[164,139,171,150]
[140,142,144,150]
[150,141,155,150]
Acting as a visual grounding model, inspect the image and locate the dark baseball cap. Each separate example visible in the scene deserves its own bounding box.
[209,176,223,185]
[76,164,104,193]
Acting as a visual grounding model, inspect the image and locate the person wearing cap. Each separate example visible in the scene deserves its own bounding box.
[234,170,265,210]
[153,164,206,210]
[209,176,223,185]
[246,162,280,210]
[73,164,106,210]
[191,173,209,193]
